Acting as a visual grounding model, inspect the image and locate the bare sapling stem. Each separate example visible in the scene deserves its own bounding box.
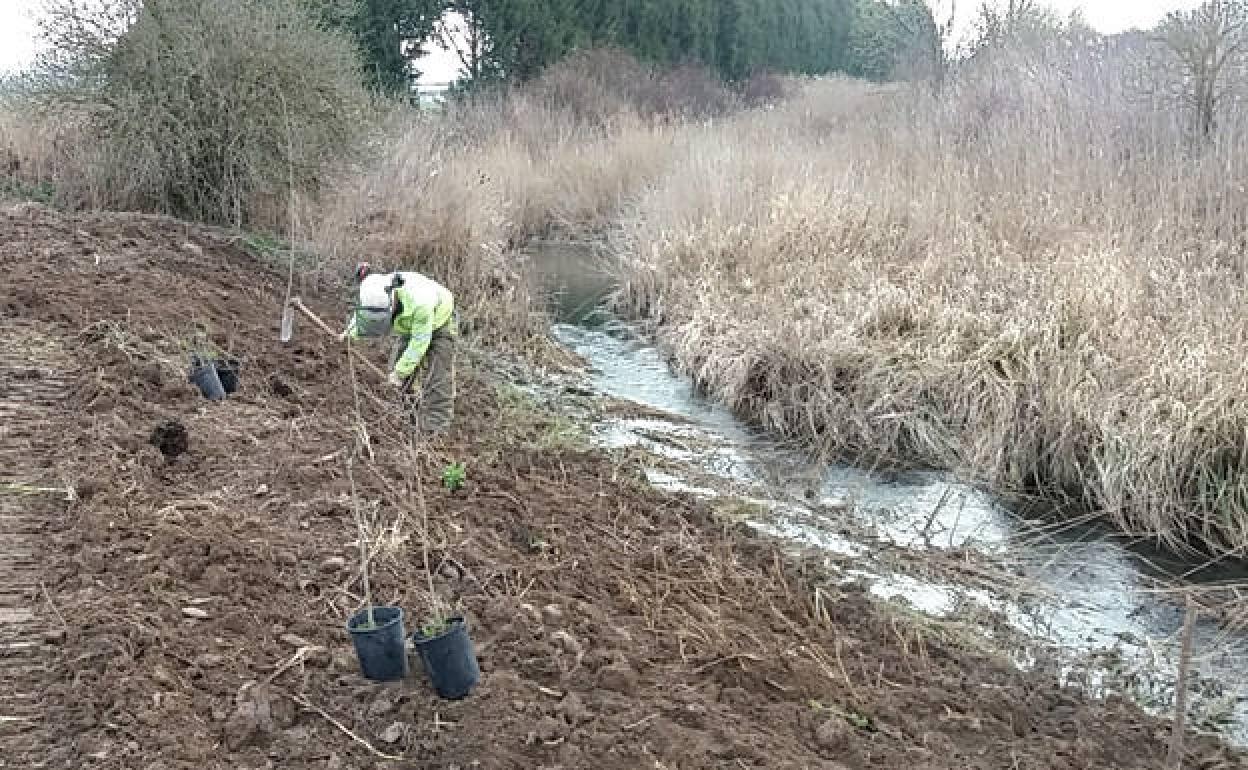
[345,332,375,627]
[408,444,441,625]
[345,450,374,628]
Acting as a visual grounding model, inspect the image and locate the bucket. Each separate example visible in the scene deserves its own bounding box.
[353,306,391,338]
[215,357,241,394]
[346,606,408,682]
[412,616,480,699]
[188,357,226,401]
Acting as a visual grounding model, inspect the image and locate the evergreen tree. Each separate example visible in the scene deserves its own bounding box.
[306,0,442,94]
[407,0,943,88]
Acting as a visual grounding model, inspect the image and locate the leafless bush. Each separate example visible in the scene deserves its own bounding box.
[522,49,739,125]
[739,72,789,109]
[648,63,739,120]
[1156,0,1248,139]
[26,0,375,227]
[524,48,656,129]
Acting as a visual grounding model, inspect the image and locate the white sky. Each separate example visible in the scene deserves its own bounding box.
[947,0,1203,41]
[0,0,1209,78]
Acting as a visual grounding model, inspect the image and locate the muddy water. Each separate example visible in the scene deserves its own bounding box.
[528,240,1248,744]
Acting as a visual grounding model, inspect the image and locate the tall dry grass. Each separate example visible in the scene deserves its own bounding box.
[309,54,692,350]
[613,48,1248,557]
[0,97,90,203]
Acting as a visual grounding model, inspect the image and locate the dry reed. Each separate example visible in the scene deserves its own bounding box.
[614,51,1248,557]
[307,83,682,350]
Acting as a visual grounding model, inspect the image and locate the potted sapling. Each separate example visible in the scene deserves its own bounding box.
[344,455,409,681]
[214,354,242,394]
[410,462,479,699]
[184,336,226,401]
[411,596,480,700]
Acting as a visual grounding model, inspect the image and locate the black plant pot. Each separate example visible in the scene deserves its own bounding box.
[188,357,226,401]
[215,357,241,394]
[412,616,480,699]
[347,606,409,682]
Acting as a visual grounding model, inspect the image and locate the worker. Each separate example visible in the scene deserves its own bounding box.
[339,262,457,435]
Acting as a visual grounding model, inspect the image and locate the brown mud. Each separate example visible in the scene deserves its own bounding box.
[2,201,1246,769]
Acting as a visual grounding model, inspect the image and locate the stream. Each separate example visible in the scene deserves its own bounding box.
[528,241,1248,745]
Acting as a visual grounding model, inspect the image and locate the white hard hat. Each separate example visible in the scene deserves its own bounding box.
[358,273,392,309]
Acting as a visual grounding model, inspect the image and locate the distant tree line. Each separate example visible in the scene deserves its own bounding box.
[311,0,946,94]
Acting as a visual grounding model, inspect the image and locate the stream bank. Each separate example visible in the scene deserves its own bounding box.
[530,239,1248,747]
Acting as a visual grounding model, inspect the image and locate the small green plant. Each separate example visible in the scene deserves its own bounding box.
[441,462,466,492]
[809,700,876,732]
[0,177,57,205]
[419,616,451,638]
[417,594,455,639]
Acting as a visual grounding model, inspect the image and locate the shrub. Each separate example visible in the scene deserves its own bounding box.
[28,0,375,227]
[648,63,739,120]
[524,47,656,129]
[522,48,740,126]
[739,71,789,108]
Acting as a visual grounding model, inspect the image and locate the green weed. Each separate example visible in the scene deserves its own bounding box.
[441,462,467,492]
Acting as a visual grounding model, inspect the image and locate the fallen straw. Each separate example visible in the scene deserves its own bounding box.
[283,691,403,761]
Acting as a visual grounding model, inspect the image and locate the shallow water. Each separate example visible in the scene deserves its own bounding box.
[530,241,1248,743]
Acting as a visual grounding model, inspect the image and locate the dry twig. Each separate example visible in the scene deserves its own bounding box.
[284,691,404,761]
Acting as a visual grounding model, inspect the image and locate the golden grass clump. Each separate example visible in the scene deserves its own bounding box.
[309,81,681,350]
[614,57,1248,557]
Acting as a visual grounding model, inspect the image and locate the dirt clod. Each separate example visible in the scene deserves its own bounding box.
[194,653,226,668]
[377,722,404,744]
[596,662,639,695]
[540,604,564,624]
[537,716,566,743]
[149,419,189,459]
[518,603,542,625]
[368,694,397,718]
[224,686,277,751]
[560,693,591,726]
[268,374,295,398]
[551,630,584,667]
[815,718,853,753]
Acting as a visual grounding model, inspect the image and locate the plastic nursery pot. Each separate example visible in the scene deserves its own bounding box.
[214,356,241,394]
[187,356,226,401]
[412,616,480,700]
[346,606,409,682]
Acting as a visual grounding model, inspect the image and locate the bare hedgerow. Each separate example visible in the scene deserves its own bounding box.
[26,0,375,227]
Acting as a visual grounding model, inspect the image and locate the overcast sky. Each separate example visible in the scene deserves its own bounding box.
[0,0,1208,79]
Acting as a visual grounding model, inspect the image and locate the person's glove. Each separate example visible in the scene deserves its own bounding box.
[337,329,349,343]
[387,370,405,390]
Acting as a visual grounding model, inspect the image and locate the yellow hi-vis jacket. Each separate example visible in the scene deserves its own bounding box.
[390,272,454,379]
[348,272,454,379]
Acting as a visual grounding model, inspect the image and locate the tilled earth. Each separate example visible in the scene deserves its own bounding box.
[3,201,1246,769]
